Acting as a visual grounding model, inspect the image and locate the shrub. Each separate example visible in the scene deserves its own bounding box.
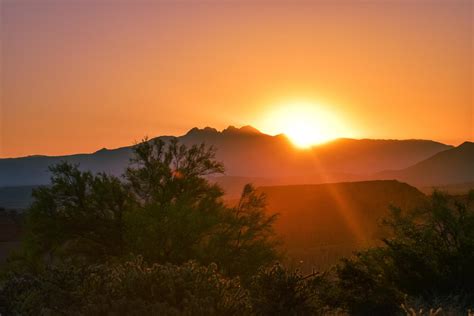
[329,191,474,315]
[0,257,250,316]
[249,263,328,315]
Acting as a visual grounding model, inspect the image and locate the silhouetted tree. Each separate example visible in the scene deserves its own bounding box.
[206,184,280,279]
[125,138,226,264]
[125,138,279,279]
[12,138,279,280]
[330,190,474,314]
[22,163,130,266]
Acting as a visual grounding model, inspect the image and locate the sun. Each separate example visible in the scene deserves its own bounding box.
[284,117,324,148]
[259,101,352,148]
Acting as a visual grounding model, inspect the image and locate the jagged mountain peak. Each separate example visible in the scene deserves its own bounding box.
[186,125,263,137]
[222,125,262,135]
[185,126,219,136]
[0,125,462,187]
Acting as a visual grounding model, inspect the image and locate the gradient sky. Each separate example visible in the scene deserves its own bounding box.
[1,0,472,157]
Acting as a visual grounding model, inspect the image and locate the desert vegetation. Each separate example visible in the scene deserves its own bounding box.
[1,139,473,315]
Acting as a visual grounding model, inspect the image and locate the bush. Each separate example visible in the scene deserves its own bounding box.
[0,263,86,315]
[0,257,250,316]
[330,250,403,315]
[249,264,328,315]
[329,191,474,315]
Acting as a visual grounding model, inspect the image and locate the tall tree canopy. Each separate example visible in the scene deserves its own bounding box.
[17,138,279,279]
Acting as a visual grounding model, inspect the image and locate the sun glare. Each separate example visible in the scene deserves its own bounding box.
[260,101,352,148]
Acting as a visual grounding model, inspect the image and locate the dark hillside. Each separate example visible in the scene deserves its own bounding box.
[377,142,474,186]
[259,180,427,270]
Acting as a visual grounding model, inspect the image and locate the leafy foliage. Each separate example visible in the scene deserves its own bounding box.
[330,250,402,315]
[9,138,279,281]
[382,191,474,298]
[124,138,228,265]
[330,191,474,314]
[124,138,279,279]
[3,137,474,314]
[2,257,341,316]
[205,184,280,278]
[0,257,250,316]
[249,264,328,316]
[23,163,130,265]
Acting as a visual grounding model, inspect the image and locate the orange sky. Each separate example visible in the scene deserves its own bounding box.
[1,1,473,157]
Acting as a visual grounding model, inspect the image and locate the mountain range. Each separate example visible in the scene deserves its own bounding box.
[0,127,472,266]
[0,126,472,195]
[376,141,474,187]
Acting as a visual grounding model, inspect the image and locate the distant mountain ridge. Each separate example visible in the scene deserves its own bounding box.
[376,141,474,186]
[0,125,453,187]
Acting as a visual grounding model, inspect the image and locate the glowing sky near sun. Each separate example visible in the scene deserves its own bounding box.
[1,1,472,157]
[259,100,356,147]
